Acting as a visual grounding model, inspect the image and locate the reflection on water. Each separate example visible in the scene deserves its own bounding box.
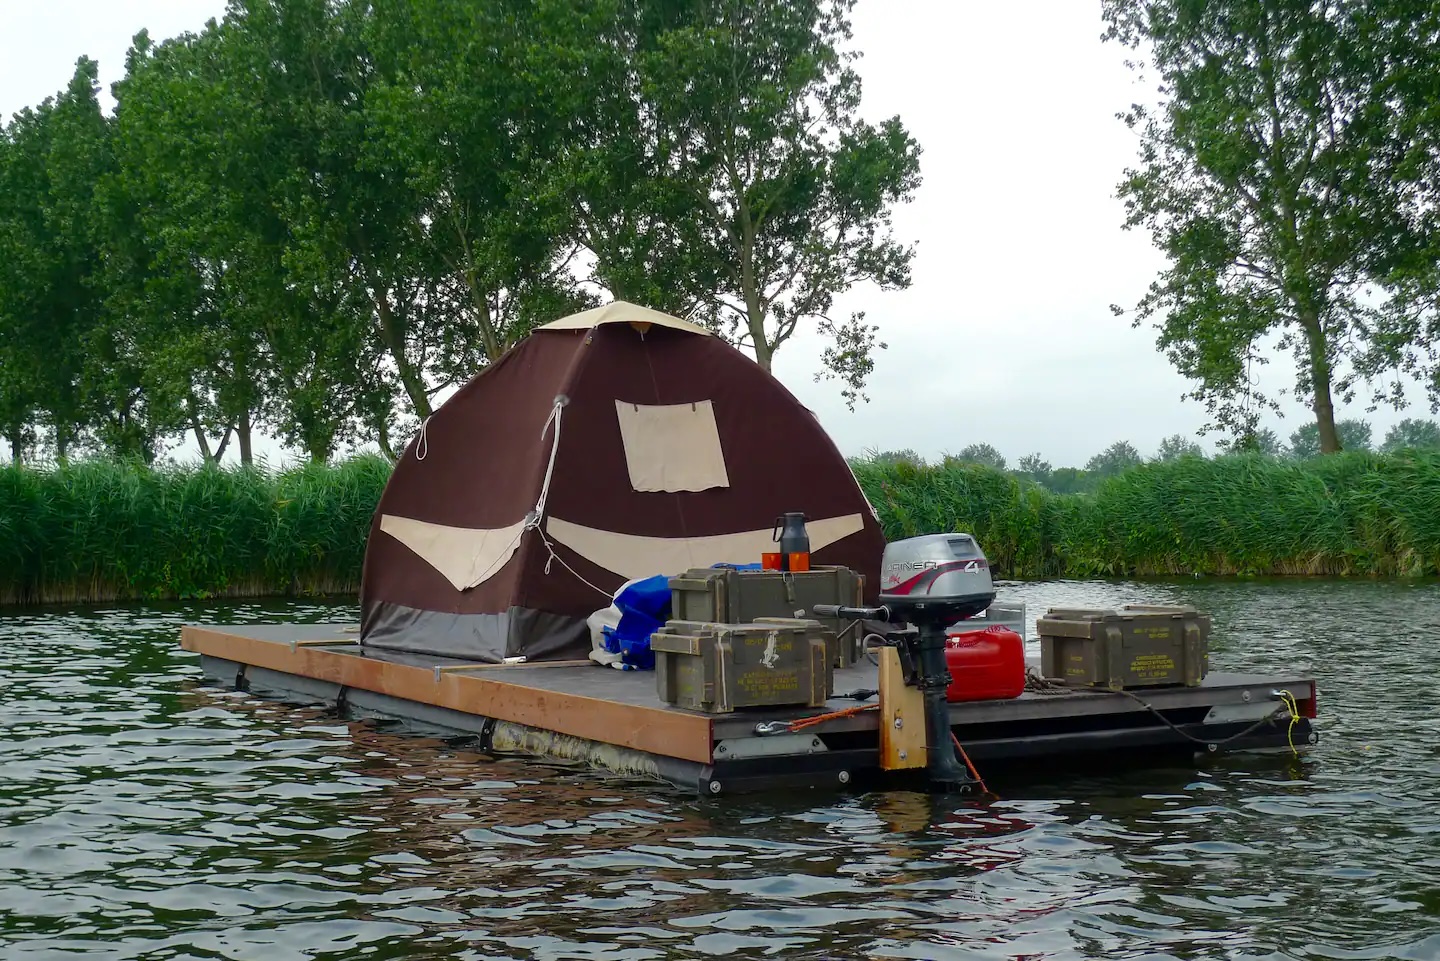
[1,583,1438,959]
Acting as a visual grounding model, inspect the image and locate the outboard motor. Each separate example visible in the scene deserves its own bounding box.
[814,533,997,789]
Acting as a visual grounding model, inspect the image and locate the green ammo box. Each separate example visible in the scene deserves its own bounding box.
[1037,604,1211,690]
[667,566,865,668]
[651,619,835,714]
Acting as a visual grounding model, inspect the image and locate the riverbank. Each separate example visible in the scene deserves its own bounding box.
[2,451,1437,605]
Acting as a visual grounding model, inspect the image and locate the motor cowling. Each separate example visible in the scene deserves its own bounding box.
[879,533,997,627]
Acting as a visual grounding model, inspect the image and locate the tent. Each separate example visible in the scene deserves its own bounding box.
[359,301,887,662]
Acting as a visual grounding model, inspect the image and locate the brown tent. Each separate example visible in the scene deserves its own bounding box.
[359,301,887,662]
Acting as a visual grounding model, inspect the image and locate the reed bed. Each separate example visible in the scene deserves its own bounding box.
[853,451,1440,580]
[1,451,1436,606]
[0,456,391,605]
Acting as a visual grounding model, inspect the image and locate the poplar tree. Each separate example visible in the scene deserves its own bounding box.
[1103,0,1440,452]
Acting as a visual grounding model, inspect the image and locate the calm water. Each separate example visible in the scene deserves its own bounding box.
[2,580,1438,960]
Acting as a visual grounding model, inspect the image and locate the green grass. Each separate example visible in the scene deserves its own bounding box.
[2,450,1437,605]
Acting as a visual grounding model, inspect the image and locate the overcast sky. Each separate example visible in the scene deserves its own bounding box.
[2,1,1431,468]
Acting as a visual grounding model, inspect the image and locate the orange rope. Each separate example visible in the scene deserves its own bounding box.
[785,704,878,732]
[784,707,994,797]
[951,731,993,797]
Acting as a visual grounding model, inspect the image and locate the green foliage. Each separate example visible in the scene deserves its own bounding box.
[946,443,1007,471]
[851,457,1063,579]
[1016,453,1051,477]
[105,25,282,465]
[3,450,1439,604]
[0,456,390,604]
[543,0,921,408]
[1289,418,1373,458]
[1103,0,1440,453]
[0,0,917,462]
[0,58,119,461]
[1218,426,1285,456]
[859,447,926,467]
[366,0,591,368]
[1041,467,1097,495]
[1154,434,1203,462]
[1381,418,1440,453]
[1085,441,1144,478]
[853,450,1440,580]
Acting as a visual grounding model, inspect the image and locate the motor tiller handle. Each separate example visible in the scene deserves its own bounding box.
[811,604,892,621]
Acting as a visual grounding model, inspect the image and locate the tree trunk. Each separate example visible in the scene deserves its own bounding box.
[738,229,770,370]
[190,412,214,463]
[1298,309,1340,452]
[746,305,771,370]
[238,408,254,466]
[474,288,502,362]
[376,414,397,462]
[374,290,432,419]
[8,431,21,466]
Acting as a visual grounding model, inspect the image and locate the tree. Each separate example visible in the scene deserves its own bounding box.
[1014,453,1052,489]
[1103,1,1439,453]
[520,0,718,319]
[864,448,925,467]
[947,443,1006,471]
[0,58,125,460]
[1045,467,1095,495]
[1338,418,1373,452]
[166,0,526,459]
[106,26,271,465]
[1289,418,1372,458]
[1218,426,1285,456]
[1381,418,1440,453]
[1086,441,1144,478]
[546,0,921,409]
[1154,434,1203,461]
[205,0,434,443]
[365,0,594,374]
[0,121,37,461]
[1017,453,1051,476]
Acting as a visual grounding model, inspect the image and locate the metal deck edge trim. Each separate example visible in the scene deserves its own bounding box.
[710,676,1317,738]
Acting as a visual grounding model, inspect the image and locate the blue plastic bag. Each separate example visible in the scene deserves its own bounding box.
[600,574,672,670]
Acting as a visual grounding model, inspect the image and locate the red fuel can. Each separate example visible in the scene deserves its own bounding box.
[944,626,1026,702]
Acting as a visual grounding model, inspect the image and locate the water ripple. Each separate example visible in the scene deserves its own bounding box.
[1,585,1439,959]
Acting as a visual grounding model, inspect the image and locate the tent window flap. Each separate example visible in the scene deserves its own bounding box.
[614,399,730,492]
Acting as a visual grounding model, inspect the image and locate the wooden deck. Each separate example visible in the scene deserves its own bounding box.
[181,624,717,764]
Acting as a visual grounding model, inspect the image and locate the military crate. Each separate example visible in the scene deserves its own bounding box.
[667,566,865,667]
[651,619,834,714]
[1037,604,1210,690]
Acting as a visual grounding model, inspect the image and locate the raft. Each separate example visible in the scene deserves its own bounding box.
[181,622,1319,796]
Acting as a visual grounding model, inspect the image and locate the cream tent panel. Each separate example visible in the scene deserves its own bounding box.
[379,514,527,591]
[536,300,712,335]
[545,513,866,580]
[614,399,731,493]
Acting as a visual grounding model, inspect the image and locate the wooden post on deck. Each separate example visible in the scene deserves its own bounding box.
[878,646,927,770]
